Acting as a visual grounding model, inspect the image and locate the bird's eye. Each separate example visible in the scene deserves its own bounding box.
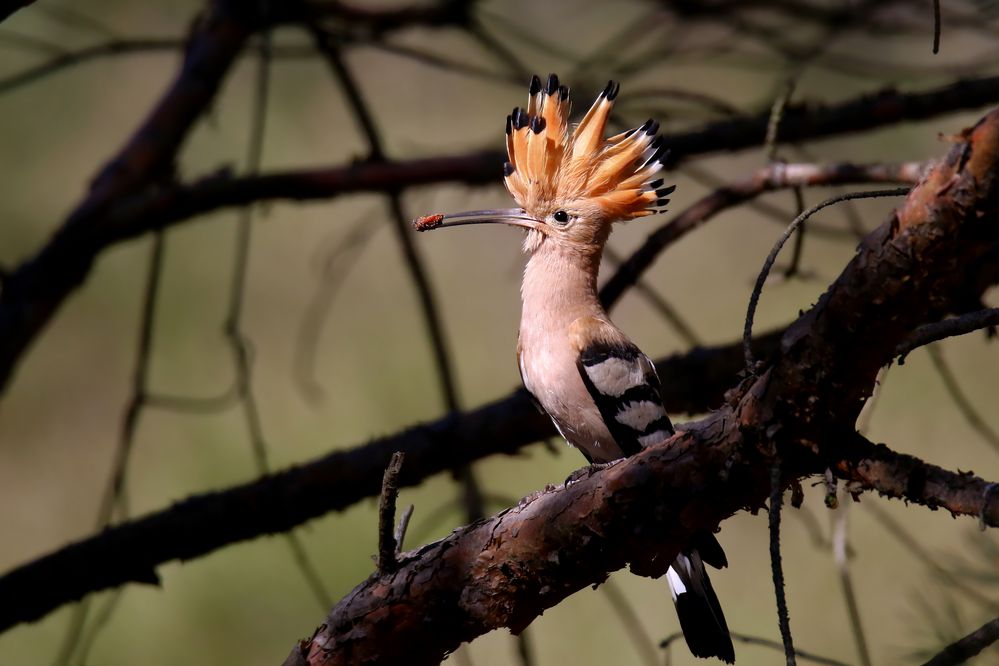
[553,210,570,225]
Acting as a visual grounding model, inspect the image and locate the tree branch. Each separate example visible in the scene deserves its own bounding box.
[896,307,999,361]
[7,100,999,635]
[376,452,405,574]
[306,0,474,36]
[281,422,999,666]
[1,72,997,394]
[600,161,923,309]
[284,106,999,665]
[0,0,257,394]
[832,437,999,524]
[0,331,779,633]
[3,108,996,630]
[921,616,999,666]
[0,0,35,24]
[659,75,999,167]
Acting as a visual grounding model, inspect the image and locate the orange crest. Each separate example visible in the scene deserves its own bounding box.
[503,74,673,223]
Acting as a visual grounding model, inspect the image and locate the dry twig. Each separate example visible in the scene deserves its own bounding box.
[377,452,406,573]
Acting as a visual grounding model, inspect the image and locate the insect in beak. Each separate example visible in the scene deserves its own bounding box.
[414,208,543,233]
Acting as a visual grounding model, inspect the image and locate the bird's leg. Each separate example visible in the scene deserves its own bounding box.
[563,459,623,487]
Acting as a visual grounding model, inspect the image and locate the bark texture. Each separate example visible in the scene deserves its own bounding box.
[284,108,999,666]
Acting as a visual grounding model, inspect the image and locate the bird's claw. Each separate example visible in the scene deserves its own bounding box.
[563,460,618,486]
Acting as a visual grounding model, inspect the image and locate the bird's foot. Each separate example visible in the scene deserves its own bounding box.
[563,460,619,487]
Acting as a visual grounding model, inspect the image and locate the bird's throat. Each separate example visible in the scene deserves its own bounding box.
[520,246,605,338]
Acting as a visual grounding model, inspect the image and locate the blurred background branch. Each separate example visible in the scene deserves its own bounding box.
[3,1,999,665]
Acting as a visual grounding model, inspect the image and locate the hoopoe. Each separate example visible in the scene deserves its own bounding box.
[416,74,735,664]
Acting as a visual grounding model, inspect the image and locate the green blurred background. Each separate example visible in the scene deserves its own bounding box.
[1,1,998,664]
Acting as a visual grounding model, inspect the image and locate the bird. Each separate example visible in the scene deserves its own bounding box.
[414,73,735,664]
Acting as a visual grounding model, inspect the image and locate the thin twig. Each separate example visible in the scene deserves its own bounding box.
[832,498,871,666]
[620,86,741,117]
[308,20,486,584]
[72,584,121,665]
[467,17,531,79]
[682,162,856,240]
[50,230,167,666]
[568,9,663,83]
[309,23,461,408]
[0,39,327,97]
[793,504,831,549]
[743,187,911,371]
[602,163,921,312]
[769,464,796,665]
[896,308,999,361]
[932,0,942,54]
[921,615,999,666]
[36,4,117,38]
[603,247,701,347]
[359,36,515,84]
[293,215,382,404]
[2,73,996,395]
[143,389,238,413]
[378,452,405,573]
[0,29,65,55]
[730,632,850,666]
[600,578,660,666]
[864,502,999,611]
[927,345,999,455]
[0,330,861,631]
[309,20,489,547]
[781,187,807,279]
[660,631,850,666]
[513,630,534,666]
[794,145,871,240]
[765,78,797,162]
[225,29,332,610]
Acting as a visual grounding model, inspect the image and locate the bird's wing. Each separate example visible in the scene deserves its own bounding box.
[573,324,674,457]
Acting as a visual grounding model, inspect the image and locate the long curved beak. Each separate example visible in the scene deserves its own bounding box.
[414,208,542,232]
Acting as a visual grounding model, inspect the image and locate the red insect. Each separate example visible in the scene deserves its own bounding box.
[413,214,444,231]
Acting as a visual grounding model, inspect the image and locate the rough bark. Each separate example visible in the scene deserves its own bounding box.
[2,73,998,393]
[284,107,999,666]
[0,332,781,632]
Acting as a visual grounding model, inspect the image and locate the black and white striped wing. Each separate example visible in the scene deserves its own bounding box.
[576,342,674,457]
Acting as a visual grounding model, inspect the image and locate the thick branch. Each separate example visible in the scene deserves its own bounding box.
[306,0,473,36]
[5,107,998,630]
[283,416,761,666]
[284,107,999,665]
[92,160,923,291]
[7,103,999,638]
[0,0,256,393]
[832,437,999,524]
[282,423,999,666]
[757,108,999,430]
[99,153,503,245]
[660,76,999,165]
[0,0,35,24]
[2,74,998,393]
[0,332,778,633]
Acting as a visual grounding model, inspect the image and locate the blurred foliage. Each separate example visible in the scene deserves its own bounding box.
[1,1,998,665]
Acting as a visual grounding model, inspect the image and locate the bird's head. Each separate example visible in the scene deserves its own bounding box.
[415,74,673,257]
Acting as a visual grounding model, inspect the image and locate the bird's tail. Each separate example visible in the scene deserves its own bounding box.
[666,549,735,663]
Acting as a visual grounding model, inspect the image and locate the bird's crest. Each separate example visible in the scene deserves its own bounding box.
[503,74,673,222]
